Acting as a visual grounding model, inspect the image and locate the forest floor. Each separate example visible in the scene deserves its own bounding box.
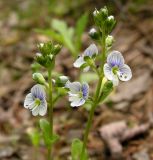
[0,0,153,160]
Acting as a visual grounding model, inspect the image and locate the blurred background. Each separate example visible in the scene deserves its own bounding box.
[0,0,153,159]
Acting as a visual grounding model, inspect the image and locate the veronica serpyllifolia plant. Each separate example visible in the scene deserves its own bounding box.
[24,42,69,160]
[67,6,132,159]
[23,6,132,160]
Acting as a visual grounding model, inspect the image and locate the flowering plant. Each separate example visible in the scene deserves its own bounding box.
[68,6,132,159]
[24,6,132,160]
[24,42,69,160]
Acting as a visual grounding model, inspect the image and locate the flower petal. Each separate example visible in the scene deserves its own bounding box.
[39,101,47,116]
[31,84,46,100]
[104,63,113,80]
[70,98,85,107]
[112,74,119,86]
[83,66,90,72]
[24,93,34,108]
[107,51,124,67]
[84,44,98,57]
[118,64,132,81]
[66,82,81,94]
[73,56,85,68]
[82,83,89,99]
[69,94,80,102]
[32,106,40,116]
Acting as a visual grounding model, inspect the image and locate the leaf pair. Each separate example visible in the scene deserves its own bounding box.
[39,119,59,148]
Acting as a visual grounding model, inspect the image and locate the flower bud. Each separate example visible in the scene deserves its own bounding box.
[93,9,101,27]
[105,15,116,34]
[32,72,46,85]
[89,28,100,40]
[106,35,114,47]
[35,53,46,66]
[100,7,108,20]
[53,44,62,55]
[55,76,69,87]
[38,42,53,56]
[93,9,99,17]
[93,7,108,28]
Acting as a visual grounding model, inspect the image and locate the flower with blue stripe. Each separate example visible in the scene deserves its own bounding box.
[65,81,89,107]
[24,84,47,116]
[104,51,132,86]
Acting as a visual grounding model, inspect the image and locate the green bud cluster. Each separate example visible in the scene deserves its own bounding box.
[35,42,62,68]
[93,6,116,35]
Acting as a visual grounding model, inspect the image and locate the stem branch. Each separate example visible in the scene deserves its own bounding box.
[80,76,103,159]
[48,68,53,160]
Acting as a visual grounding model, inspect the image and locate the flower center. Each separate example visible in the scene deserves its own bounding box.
[34,98,41,106]
[112,66,119,75]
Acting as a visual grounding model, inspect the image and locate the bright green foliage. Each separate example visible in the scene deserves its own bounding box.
[35,13,88,58]
[51,19,75,55]
[39,119,59,147]
[75,13,88,52]
[71,139,88,160]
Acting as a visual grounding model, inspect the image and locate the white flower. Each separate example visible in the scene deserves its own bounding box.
[24,84,47,116]
[104,51,132,86]
[73,44,98,72]
[65,81,89,107]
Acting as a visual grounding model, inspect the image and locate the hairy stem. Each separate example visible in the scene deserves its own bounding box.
[80,31,107,159]
[80,76,103,159]
[47,68,53,160]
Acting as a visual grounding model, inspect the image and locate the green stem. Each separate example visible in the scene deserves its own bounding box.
[47,68,53,160]
[80,76,103,159]
[80,30,107,159]
[101,31,106,72]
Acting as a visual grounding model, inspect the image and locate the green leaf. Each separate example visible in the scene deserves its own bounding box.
[71,139,88,160]
[39,119,59,147]
[34,28,62,42]
[75,13,88,51]
[80,72,98,83]
[51,19,76,56]
[39,119,51,147]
